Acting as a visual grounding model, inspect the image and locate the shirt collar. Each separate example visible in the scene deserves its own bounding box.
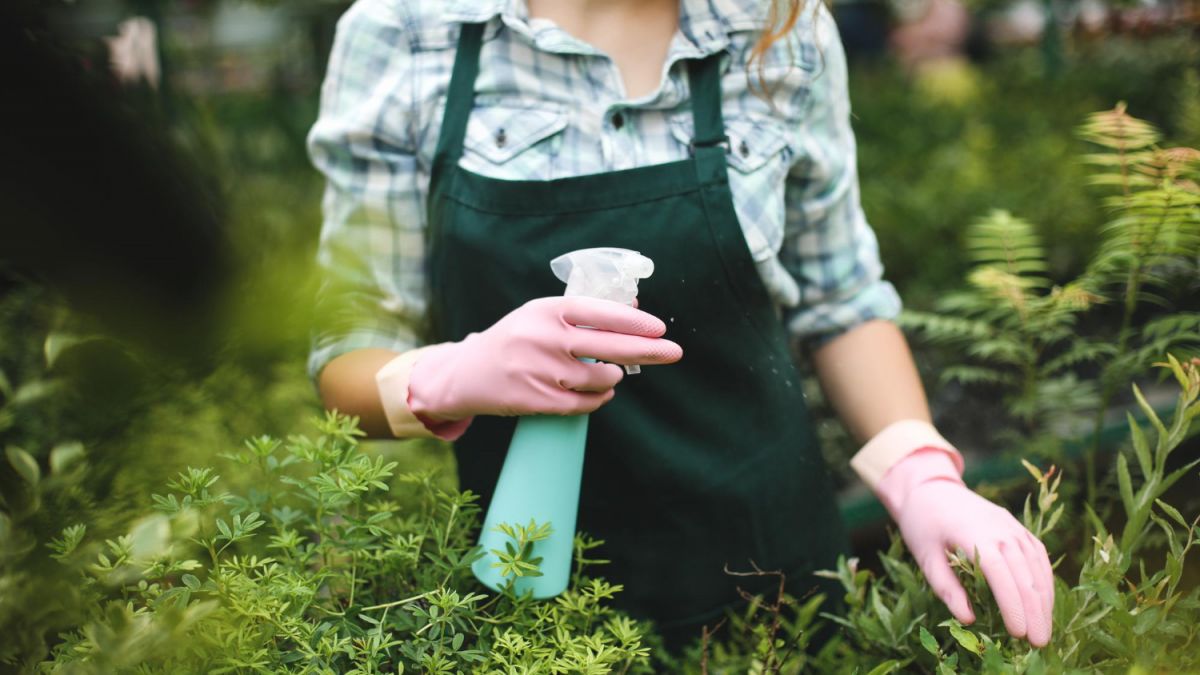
[443,0,770,55]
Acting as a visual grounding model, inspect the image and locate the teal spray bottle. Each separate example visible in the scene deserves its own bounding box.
[471,247,655,598]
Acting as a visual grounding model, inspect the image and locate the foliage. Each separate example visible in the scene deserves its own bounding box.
[689,357,1200,674]
[853,36,1200,307]
[3,12,1200,670]
[901,105,1200,475]
[37,412,654,674]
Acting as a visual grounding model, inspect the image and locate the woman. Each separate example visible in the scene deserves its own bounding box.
[308,0,1054,649]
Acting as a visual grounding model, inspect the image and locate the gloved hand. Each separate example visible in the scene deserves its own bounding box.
[875,447,1055,647]
[406,296,683,427]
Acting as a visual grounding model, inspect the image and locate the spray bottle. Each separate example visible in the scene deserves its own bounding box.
[471,247,655,598]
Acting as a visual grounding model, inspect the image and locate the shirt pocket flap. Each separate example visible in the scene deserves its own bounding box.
[669,115,789,173]
[464,103,568,165]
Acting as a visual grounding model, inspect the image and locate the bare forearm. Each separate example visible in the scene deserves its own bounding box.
[810,319,931,444]
[318,348,405,438]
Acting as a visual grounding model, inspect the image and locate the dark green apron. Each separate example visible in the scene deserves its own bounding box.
[427,22,848,641]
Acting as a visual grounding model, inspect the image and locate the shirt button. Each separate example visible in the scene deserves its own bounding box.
[611,111,625,130]
[495,128,507,148]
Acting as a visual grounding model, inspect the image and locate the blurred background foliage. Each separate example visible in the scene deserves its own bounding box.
[1,0,1198,669]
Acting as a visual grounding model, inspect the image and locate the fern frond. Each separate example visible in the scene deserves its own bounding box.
[1141,313,1200,342]
[1082,108,1200,294]
[1036,375,1102,417]
[964,210,1050,283]
[1050,283,1105,312]
[1043,341,1118,375]
[968,267,1036,316]
[939,365,1018,387]
[1077,103,1160,152]
[898,311,992,343]
[966,336,1035,366]
[1009,374,1101,428]
[935,291,1013,321]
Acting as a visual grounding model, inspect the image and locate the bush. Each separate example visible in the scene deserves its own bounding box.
[38,413,654,674]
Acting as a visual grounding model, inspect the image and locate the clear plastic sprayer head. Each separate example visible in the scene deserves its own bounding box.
[550,248,654,304]
[550,248,655,375]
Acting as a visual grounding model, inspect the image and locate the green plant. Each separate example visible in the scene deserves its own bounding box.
[689,356,1200,674]
[853,38,1200,308]
[39,412,654,674]
[901,105,1200,479]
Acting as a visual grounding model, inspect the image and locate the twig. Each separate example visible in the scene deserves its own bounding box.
[700,617,728,675]
[725,560,790,673]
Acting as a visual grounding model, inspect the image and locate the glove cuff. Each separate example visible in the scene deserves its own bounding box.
[376,346,474,441]
[850,419,963,488]
[875,446,966,515]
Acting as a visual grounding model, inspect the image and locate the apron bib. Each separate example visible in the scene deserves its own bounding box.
[426,22,849,638]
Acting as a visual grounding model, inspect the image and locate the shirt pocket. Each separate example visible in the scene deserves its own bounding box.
[668,113,792,260]
[459,102,569,181]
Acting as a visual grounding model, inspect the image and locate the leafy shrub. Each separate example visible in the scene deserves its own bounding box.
[673,357,1199,674]
[901,105,1200,488]
[37,413,655,674]
[852,36,1200,306]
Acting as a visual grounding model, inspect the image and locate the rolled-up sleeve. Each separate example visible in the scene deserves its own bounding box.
[306,0,427,383]
[780,9,901,348]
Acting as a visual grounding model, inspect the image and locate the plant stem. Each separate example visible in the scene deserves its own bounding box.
[362,590,434,612]
[1085,120,1141,504]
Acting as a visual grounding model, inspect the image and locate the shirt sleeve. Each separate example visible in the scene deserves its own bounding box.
[780,8,902,349]
[306,0,427,383]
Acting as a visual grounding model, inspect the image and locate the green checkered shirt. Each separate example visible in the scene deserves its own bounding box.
[307,0,901,380]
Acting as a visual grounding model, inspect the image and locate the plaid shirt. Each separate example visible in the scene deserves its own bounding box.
[307,0,901,380]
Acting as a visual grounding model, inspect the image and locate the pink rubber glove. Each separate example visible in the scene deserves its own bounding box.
[407,296,682,431]
[876,448,1055,647]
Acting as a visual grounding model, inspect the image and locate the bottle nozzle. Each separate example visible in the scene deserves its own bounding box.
[550,248,655,374]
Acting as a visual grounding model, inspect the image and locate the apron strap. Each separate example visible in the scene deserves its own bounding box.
[686,52,728,156]
[435,22,486,163]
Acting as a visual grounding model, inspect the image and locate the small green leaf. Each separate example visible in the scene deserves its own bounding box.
[919,626,940,656]
[182,574,201,590]
[1045,503,1065,533]
[50,442,85,474]
[1162,353,1190,391]
[866,660,904,675]
[10,380,58,407]
[1161,457,1200,494]
[1155,499,1189,529]
[1131,384,1166,438]
[940,620,982,654]
[1127,413,1152,477]
[1020,459,1043,482]
[6,446,39,485]
[1116,453,1134,518]
[44,332,90,369]
[1085,579,1122,608]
